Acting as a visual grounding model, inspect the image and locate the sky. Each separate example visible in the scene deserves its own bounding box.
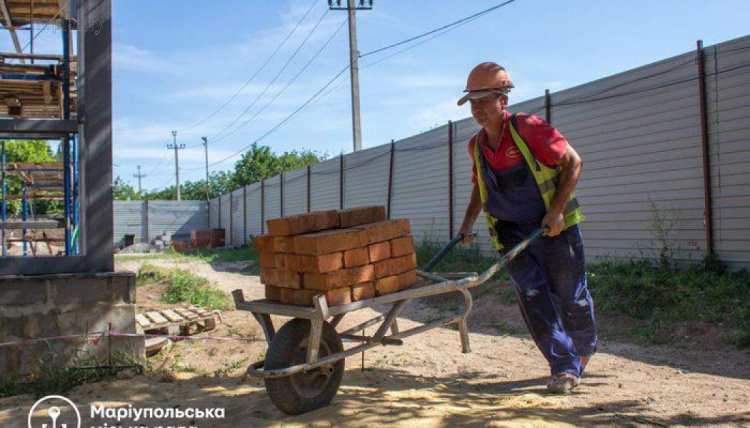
[3,0,749,191]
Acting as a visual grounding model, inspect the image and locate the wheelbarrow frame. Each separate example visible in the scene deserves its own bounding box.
[232,228,546,380]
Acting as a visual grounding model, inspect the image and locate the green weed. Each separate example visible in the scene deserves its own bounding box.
[136,265,229,310]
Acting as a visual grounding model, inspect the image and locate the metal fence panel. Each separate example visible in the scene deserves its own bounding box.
[113,201,146,246]
[231,188,245,246]
[147,201,207,242]
[310,157,340,211]
[343,144,390,209]
[283,168,307,216]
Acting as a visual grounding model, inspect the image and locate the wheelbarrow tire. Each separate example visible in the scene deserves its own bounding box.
[264,318,344,415]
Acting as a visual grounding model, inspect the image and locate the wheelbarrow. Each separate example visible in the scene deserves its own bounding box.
[232,228,546,415]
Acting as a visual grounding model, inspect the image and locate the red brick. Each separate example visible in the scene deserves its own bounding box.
[375,276,400,296]
[279,287,352,307]
[373,253,418,278]
[259,251,277,268]
[368,241,391,262]
[265,284,282,302]
[356,219,410,244]
[398,269,418,290]
[260,267,276,286]
[274,254,287,270]
[267,210,340,236]
[390,236,415,257]
[351,282,375,301]
[343,247,369,267]
[271,237,296,253]
[260,268,302,289]
[253,235,272,252]
[286,253,344,274]
[303,264,375,291]
[294,228,368,255]
[338,206,386,228]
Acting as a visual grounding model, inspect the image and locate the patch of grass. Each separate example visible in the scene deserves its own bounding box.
[414,237,506,279]
[497,286,517,306]
[118,245,259,265]
[588,256,750,348]
[492,322,525,337]
[136,264,229,310]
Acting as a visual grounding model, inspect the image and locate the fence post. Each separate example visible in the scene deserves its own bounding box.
[261,180,265,235]
[544,89,552,124]
[229,192,233,246]
[448,121,454,239]
[243,186,247,245]
[387,139,395,219]
[339,154,344,210]
[280,173,284,218]
[307,165,311,213]
[144,200,149,243]
[696,39,714,256]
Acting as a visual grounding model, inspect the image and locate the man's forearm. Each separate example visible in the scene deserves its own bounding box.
[461,185,483,230]
[550,150,581,214]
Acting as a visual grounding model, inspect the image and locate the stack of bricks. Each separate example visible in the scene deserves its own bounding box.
[253,206,418,307]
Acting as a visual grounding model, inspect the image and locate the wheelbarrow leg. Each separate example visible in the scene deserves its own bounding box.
[390,319,400,335]
[252,313,275,346]
[459,320,471,354]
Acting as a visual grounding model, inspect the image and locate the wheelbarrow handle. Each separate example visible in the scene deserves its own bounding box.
[421,232,477,273]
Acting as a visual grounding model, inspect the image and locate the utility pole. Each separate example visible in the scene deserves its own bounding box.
[329,0,372,152]
[133,165,146,194]
[167,131,186,201]
[202,136,210,203]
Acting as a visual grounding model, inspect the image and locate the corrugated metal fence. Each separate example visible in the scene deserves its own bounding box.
[204,36,747,269]
[113,200,208,247]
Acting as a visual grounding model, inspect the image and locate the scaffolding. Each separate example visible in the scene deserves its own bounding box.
[0,6,78,258]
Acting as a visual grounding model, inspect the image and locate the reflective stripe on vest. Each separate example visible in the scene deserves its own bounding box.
[473,114,586,250]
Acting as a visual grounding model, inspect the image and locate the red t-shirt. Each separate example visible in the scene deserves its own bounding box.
[469,112,570,184]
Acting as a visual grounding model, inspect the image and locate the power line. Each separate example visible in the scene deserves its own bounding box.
[210,17,348,144]
[210,8,331,142]
[178,0,319,133]
[359,0,517,59]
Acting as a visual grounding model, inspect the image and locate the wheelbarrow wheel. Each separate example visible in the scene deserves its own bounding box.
[264,318,344,415]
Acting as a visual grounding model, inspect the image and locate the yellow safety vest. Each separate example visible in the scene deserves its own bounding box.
[473,114,586,250]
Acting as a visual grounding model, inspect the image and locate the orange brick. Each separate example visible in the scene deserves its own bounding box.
[368,241,391,262]
[253,235,272,252]
[279,287,352,307]
[274,254,287,270]
[390,236,415,257]
[375,275,400,296]
[398,269,418,290]
[303,264,375,291]
[261,268,301,289]
[260,267,276,286]
[373,253,418,278]
[294,228,368,255]
[260,251,277,268]
[351,282,375,301]
[339,206,386,227]
[356,219,410,244]
[271,236,296,253]
[267,210,340,236]
[343,247,369,267]
[286,253,344,274]
[265,284,282,302]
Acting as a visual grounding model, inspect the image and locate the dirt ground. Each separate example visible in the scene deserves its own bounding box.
[2,258,748,427]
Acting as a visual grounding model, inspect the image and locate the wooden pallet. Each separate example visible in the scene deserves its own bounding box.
[136,306,222,356]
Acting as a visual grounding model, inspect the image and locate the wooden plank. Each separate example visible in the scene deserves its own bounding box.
[135,313,151,328]
[144,311,169,326]
[42,80,51,104]
[161,309,184,323]
[173,307,199,320]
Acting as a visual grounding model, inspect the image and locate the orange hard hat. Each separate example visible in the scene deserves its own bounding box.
[457,62,514,106]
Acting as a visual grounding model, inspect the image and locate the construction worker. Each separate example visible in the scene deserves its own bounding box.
[456,62,597,393]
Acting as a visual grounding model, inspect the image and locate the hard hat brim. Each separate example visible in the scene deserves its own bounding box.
[457,89,502,106]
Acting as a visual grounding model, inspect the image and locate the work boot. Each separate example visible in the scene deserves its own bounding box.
[546,372,580,394]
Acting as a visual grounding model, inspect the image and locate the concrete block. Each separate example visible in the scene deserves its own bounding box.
[373,253,418,278]
[303,264,375,291]
[294,228,368,256]
[343,247,369,267]
[339,206,386,228]
[54,277,113,310]
[390,236,415,258]
[267,210,340,236]
[375,276,400,296]
[286,253,344,274]
[356,219,410,244]
[0,280,51,306]
[280,287,351,307]
[368,241,391,262]
[271,236,296,253]
[109,275,136,304]
[351,282,375,301]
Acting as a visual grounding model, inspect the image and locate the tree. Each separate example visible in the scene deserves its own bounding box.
[1,140,61,215]
[112,176,140,200]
